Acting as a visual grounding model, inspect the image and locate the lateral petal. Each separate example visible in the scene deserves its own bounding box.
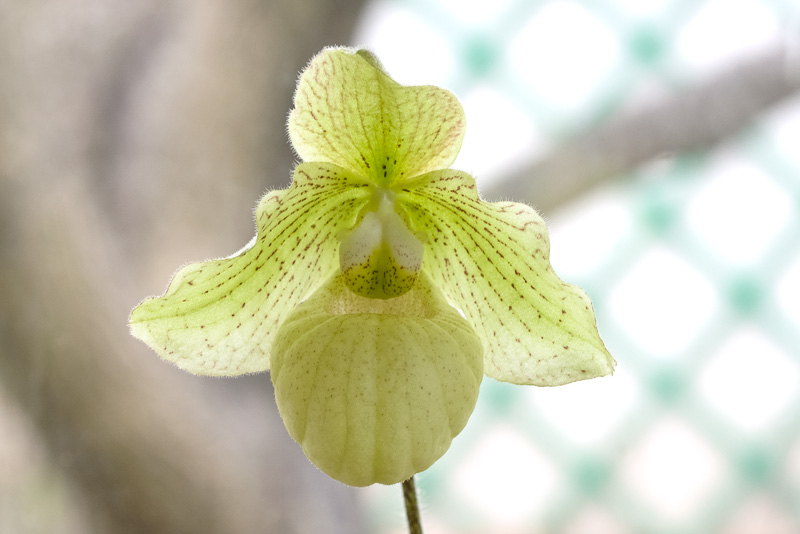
[129,163,372,375]
[399,170,616,386]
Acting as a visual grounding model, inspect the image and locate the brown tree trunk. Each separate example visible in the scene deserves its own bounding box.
[0,1,367,533]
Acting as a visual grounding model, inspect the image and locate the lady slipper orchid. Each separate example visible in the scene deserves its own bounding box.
[130,48,615,487]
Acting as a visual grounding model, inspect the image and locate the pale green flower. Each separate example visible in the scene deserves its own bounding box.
[130,48,615,487]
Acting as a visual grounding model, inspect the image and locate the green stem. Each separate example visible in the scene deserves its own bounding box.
[402,477,423,534]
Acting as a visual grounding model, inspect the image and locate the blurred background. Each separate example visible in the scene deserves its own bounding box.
[0,0,798,533]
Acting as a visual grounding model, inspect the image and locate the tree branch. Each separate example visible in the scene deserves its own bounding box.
[483,43,800,212]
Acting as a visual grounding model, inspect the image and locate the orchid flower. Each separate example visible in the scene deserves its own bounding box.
[130,48,615,487]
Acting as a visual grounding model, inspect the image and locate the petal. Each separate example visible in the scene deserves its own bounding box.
[129,163,372,376]
[271,272,483,486]
[398,170,616,386]
[288,48,465,186]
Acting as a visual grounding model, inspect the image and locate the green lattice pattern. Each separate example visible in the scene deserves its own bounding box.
[359,0,800,532]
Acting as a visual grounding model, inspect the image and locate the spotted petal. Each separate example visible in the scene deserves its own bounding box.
[288,48,465,186]
[398,170,616,386]
[129,163,372,375]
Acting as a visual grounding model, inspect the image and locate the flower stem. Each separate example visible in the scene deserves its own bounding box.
[402,477,423,534]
